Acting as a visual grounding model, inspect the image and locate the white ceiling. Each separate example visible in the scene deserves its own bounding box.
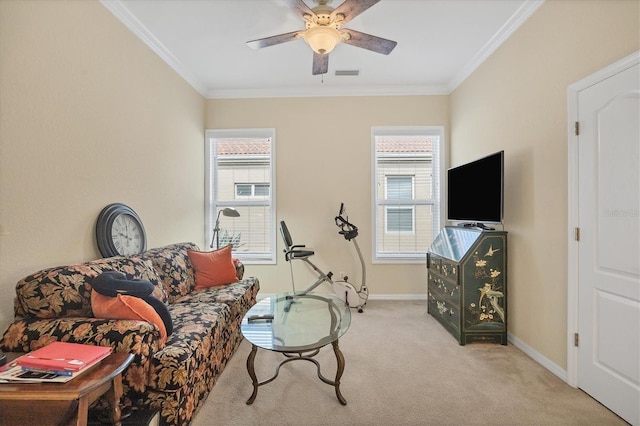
[101,0,544,99]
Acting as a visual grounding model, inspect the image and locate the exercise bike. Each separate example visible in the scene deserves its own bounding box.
[279,203,368,312]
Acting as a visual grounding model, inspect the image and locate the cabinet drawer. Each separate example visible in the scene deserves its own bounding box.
[427,254,458,284]
[428,273,460,305]
[427,253,441,271]
[427,291,460,333]
[440,259,458,280]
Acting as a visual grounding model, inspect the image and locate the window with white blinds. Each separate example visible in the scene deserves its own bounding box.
[372,127,443,263]
[385,176,415,232]
[205,129,276,264]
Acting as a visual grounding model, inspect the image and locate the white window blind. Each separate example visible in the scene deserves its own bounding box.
[385,176,415,232]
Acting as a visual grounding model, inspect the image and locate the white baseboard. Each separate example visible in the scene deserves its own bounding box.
[507,332,569,383]
[368,294,427,300]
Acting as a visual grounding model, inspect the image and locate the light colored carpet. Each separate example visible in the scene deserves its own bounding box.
[192,300,626,426]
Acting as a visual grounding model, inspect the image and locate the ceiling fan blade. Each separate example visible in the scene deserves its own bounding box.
[282,0,316,20]
[331,0,380,24]
[247,31,302,49]
[342,29,397,55]
[312,52,329,75]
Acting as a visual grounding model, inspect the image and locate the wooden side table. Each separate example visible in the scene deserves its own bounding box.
[0,352,134,426]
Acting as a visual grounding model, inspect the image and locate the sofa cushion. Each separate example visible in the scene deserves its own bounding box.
[147,302,232,392]
[174,279,258,308]
[139,243,199,304]
[90,271,173,336]
[188,246,238,289]
[14,257,165,319]
[91,292,167,346]
[174,278,259,336]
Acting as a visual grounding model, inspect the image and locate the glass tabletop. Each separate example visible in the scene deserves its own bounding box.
[241,293,351,352]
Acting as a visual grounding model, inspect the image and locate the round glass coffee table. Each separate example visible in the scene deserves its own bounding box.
[241,292,351,405]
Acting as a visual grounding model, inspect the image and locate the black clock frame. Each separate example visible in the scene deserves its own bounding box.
[96,203,147,257]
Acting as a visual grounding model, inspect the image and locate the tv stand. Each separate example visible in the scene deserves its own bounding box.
[460,222,495,231]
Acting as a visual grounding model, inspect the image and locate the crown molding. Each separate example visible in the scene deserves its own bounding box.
[100,0,209,97]
[207,84,450,99]
[446,0,545,93]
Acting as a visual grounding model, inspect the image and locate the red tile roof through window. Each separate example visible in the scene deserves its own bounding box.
[216,139,270,155]
[376,136,434,152]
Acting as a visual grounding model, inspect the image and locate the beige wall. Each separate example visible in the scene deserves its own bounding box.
[206,96,449,296]
[0,1,205,332]
[450,0,639,368]
[2,0,637,376]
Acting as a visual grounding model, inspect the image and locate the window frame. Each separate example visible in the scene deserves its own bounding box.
[205,128,276,264]
[371,126,445,264]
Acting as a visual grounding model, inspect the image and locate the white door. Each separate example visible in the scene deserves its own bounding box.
[577,61,639,425]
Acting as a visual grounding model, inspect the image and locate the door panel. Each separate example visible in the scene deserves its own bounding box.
[596,91,640,276]
[577,62,639,426]
[596,291,639,383]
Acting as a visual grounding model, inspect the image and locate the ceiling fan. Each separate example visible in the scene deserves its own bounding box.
[247,0,397,75]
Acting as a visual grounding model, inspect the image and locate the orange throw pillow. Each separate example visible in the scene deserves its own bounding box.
[188,245,238,289]
[91,292,167,346]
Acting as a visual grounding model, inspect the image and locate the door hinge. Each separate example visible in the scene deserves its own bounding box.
[575,121,580,136]
[575,227,580,241]
[574,333,579,347]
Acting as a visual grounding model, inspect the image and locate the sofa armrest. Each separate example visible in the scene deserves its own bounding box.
[0,316,162,397]
[233,258,244,280]
[0,316,161,353]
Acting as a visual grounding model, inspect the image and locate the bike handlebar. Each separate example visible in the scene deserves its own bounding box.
[335,203,358,240]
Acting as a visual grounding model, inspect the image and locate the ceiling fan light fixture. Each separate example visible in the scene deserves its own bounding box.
[303,26,342,55]
[247,0,397,76]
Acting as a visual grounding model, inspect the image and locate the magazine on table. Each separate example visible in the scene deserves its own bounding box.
[0,364,79,383]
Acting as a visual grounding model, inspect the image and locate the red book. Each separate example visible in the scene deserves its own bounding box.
[16,342,112,372]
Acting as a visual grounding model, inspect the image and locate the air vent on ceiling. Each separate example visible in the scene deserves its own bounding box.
[335,70,360,76]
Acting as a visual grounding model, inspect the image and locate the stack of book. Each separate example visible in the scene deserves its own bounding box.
[0,342,112,383]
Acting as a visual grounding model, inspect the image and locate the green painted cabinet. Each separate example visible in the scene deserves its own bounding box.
[427,227,507,345]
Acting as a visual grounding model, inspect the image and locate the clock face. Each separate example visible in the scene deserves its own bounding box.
[112,214,144,256]
[96,203,147,257]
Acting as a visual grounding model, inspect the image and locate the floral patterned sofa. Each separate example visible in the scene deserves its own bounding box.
[0,242,259,426]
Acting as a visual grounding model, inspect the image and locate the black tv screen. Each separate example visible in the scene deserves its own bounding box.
[447,151,504,224]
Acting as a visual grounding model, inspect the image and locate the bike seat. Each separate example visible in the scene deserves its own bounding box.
[280,221,316,261]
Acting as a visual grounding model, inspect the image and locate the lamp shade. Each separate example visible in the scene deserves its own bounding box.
[303,26,342,55]
[221,207,240,218]
[211,207,240,249]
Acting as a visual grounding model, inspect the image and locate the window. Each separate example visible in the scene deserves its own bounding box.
[372,127,443,263]
[235,183,270,198]
[206,129,276,264]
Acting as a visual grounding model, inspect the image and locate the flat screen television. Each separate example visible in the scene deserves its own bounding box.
[447,150,504,226]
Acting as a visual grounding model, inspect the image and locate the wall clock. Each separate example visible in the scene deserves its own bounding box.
[96,203,147,257]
